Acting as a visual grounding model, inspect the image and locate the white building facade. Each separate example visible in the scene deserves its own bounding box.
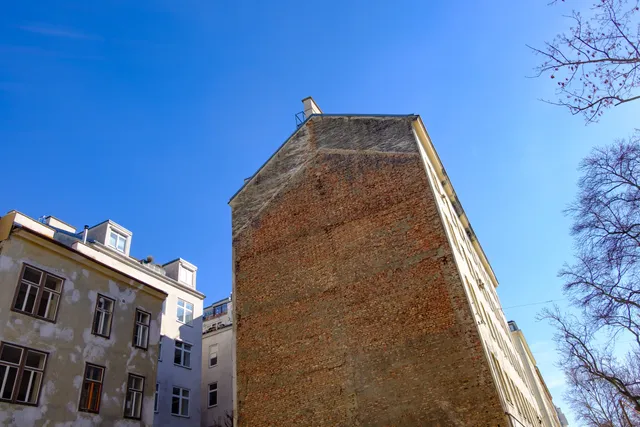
[0,212,206,426]
[83,221,207,427]
[201,297,233,427]
[509,321,563,427]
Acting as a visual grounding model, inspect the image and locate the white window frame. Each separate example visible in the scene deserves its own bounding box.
[92,295,114,338]
[0,343,47,405]
[178,267,194,287]
[171,386,190,417]
[13,264,64,322]
[207,382,218,408]
[208,345,218,368]
[108,230,127,253]
[176,299,194,325]
[133,309,150,349]
[158,336,163,362]
[174,340,192,368]
[124,373,144,419]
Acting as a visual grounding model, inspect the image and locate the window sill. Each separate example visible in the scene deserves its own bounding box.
[79,408,100,414]
[10,308,57,324]
[133,344,148,351]
[208,404,218,408]
[124,415,141,420]
[107,244,126,254]
[208,364,218,369]
[176,320,193,328]
[173,363,192,370]
[0,398,40,407]
[91,332,111,340]
[171,413,190,418]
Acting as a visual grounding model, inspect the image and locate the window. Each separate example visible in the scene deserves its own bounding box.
[124,374,145,419]
[0,343,47,405]
[92,295,114,338]
[79,364,104,413]
[108,230,127,253]
[176,299,193,325]
[158,336,163,361]
[154,383,159,413]
[214,303,228,316]
[133,309,150,349]
[174,341,192,368]
[491,355,511,404]
[203,306,214,320]
[13,264,63,322]
[465,278,483,322]
[178,267,194,287]
[208,382,217,407]
[208,345,218,368]
[171,386,189,417]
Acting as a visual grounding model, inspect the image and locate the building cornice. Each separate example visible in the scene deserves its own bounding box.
[89,241,205,300]
[205,296,232,310]
[203,323,233,338]
[11,227,167,300]
[513,329,537,365]
[411,117,500,288]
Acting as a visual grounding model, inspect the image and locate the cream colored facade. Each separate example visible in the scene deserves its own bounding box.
[0,210,206,426]
[509,321,563,427]
[76,219,206,427]
[201,298,233,427]
[0,211,166,426]
[414,118,551,426]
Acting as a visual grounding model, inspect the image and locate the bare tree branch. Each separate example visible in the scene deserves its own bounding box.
[546,133,640,423]
[530,0,640,123]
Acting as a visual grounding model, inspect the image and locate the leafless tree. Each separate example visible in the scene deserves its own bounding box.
[529,0,640,123]
[543,133,640,423]
[563,365,640,426]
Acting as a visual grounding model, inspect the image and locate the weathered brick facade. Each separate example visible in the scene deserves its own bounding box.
[231,116,509,426]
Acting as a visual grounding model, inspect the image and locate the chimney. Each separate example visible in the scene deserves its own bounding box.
[302,97,323,119]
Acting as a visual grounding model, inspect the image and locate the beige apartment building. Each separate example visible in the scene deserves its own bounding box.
[0,211,165,426]
[0,210,205,426]
[230,98,559,426]
[509,321,564,427]
[201,297,233,427]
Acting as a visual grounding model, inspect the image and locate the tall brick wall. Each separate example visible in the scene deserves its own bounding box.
[231,117,509,426]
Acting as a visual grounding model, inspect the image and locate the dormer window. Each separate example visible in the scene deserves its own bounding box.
[109,231,127,253]
[179,267,194,287]
[162,258,197,289]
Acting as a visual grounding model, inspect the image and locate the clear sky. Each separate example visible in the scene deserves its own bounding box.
[1,1,638,424]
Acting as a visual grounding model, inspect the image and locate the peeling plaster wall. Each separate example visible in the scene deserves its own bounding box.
[71,241,204,426]
[0,236,163,427]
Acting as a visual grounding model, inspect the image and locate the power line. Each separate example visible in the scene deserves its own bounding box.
[502,298,567,310]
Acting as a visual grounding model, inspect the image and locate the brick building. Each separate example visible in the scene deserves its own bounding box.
[230,98,553,426]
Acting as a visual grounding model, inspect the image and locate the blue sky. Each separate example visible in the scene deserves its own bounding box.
[1,1,638,424]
